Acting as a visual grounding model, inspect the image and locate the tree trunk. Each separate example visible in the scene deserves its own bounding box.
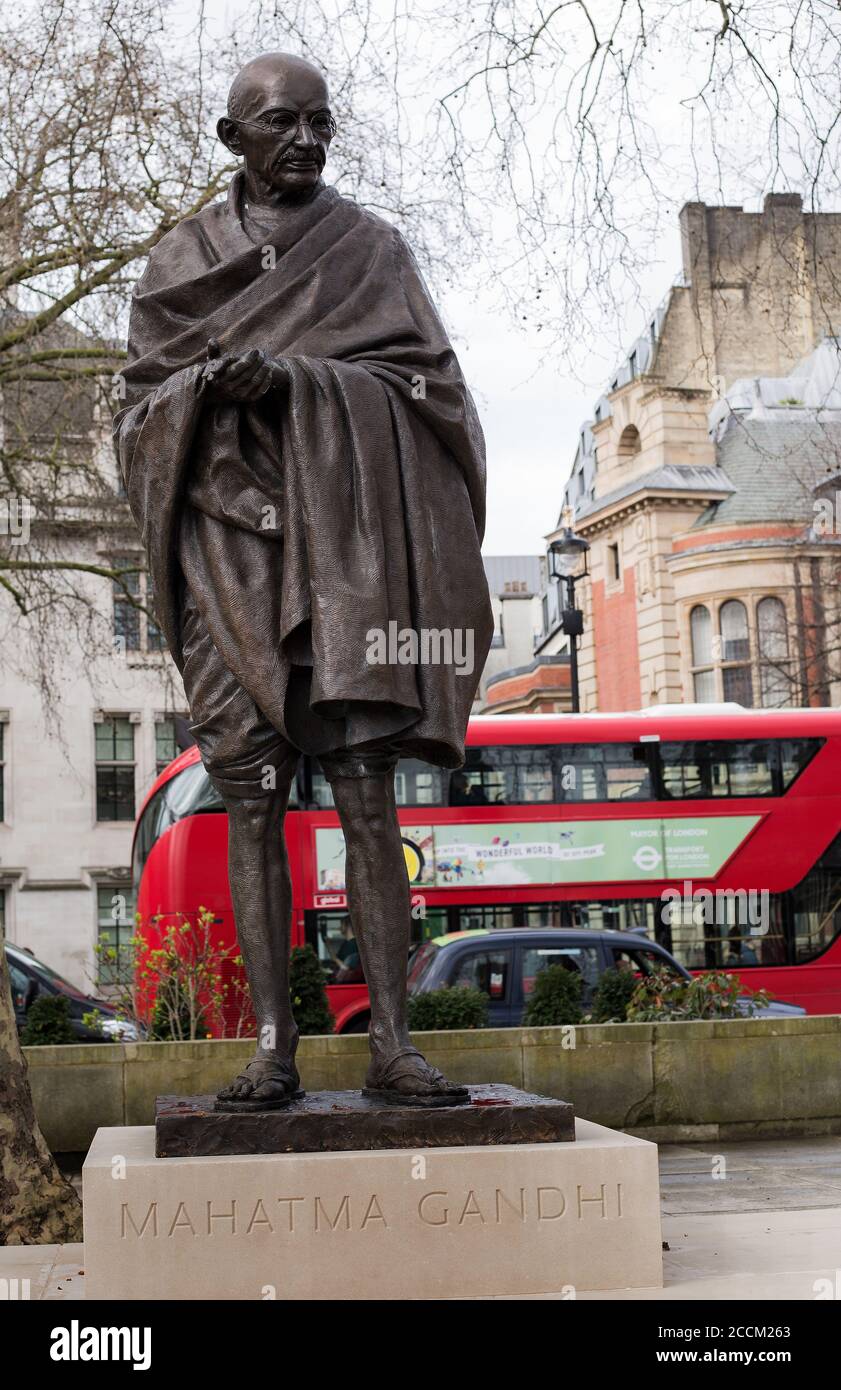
[0,939,82,1244]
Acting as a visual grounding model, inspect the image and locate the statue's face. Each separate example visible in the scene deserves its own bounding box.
[218,62,334,198]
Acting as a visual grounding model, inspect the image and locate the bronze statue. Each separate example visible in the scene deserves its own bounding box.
[114,52,492,1110]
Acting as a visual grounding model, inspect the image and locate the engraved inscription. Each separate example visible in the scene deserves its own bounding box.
[118,1183,626,1238]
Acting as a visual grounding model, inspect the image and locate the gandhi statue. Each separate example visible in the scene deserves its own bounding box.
[115,52,492,1109]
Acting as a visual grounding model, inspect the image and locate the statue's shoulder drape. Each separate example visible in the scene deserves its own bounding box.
[114,174,493,767]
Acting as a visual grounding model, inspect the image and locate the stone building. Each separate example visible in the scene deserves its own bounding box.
[476,556,571,712]
[534,194,841,712]
[0,371,190,990]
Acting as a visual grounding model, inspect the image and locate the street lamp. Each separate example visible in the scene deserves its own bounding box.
[548,512,590,713]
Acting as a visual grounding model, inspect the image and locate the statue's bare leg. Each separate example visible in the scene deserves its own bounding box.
[215,773,302,1109]
[329,769,468,1105]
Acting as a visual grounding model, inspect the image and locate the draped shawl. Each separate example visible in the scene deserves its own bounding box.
[114,172,493,767]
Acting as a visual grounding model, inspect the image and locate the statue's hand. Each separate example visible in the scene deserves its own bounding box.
[201,349,289,402]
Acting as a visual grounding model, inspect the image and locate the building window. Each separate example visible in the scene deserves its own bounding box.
[95,717,136,821]
[0,886,5,936]
[0,722,5,822]
[112,556,141,652]
[607,542,621,583]
[757,596,791,708]
[155,717,179,775]
[96,884,136,984]
[688,596,794,709]
[111,555,165,655]
[146,579,166,652]
[618,424,641,458]
[690,604,715,701]
[719,600,753,704]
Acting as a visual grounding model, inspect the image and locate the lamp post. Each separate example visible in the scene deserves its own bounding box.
[548,514,590,714]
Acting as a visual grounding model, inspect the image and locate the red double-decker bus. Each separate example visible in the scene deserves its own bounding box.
[131,707,841,1029]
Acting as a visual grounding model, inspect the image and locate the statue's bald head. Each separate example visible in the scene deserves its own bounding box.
[226,52,330,122]
[218,52,334,203]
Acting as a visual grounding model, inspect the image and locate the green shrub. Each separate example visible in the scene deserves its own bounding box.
[591,967,638,1022]
[290,945,334,1035]
[522,965,583,1026]
[408,985,488,1031]
[626,967,770,1022]
[21,994,75,1045]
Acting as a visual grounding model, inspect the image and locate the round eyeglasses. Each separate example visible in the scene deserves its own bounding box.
[233,110,337,140]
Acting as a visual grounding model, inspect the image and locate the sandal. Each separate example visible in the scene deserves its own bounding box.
[363,1047,470,1108]
[215,1057,304,1112]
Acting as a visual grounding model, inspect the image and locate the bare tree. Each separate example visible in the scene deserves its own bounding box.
[0,947,81,1242]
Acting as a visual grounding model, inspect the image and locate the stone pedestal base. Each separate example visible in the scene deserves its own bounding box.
[83,1119,663,1300]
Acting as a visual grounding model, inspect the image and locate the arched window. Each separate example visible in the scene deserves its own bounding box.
[757,597,791,707]
[618,424,641,458]
[719,600,753,704]
[689,605,715,701]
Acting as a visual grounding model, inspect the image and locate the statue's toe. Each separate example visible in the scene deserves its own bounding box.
[215,1057,302,1111]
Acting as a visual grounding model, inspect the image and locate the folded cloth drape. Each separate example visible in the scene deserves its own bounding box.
[114,172,493,766]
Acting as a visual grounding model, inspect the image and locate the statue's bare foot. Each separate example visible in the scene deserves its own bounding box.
[215,1056,303,1112]
[363,1046,470,1107]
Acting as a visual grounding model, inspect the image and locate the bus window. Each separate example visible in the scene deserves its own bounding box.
[708,742,773,797]
[450,746,555,805]
[309,768,336,808]
[306,905,443,967]
[462,747,511,803]
[132,761,224,889]
[555,745,603,801]
[659,744,706,798]
[457,904,519,931]
[792,829,841,962]
[780,738,823,789]
[515,754,553,802]
[522,904,564,929]
[394,760,446,806]
[660,741,774,798]
[554,744,653,802]
[314,913,365,985]
[660,894,786,970]
[604,744,652,800]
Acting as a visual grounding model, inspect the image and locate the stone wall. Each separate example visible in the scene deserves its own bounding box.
[24,1014,841,1151]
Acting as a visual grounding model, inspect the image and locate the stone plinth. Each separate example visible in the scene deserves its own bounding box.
[154,1085,575,1157]
[83,1118,663,1299]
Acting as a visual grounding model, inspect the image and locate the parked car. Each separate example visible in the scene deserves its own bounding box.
[407,928,805,1026]
[5,941,143,1042]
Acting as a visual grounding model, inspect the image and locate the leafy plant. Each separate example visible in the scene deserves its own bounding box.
[290,945,334,1035]
[408,985,488,1031]
[522,965,583,1026]
[626,967,770,1022]
[81,1009,104,1037]
[591,967,638,1022]
[21,994,75,1045]
[94,907,255,1040]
